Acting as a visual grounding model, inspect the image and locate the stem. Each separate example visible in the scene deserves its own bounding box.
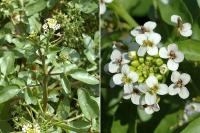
[64,114,84,123]
[109,0,138,29]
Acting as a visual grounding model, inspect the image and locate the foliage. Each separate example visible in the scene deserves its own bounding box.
[101,0,200,133]
[0,0,99,132]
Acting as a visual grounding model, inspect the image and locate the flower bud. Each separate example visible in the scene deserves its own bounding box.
[128,51,137,60]
[146,56,153,61]
[156,74,163,80]
[138,76,145,83]
[139,57,144,63]
[131,60,140,67]
[156,58,164,66]
[159,64,168,74]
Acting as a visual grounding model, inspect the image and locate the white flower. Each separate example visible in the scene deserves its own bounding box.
[54,24,60,30]
[108,49,129,73]
[171,15,192,37]
[100,0,113,15]
[159,43,184,71]
[136,33,161,56]
[123,85,144,105]
[131,21,157,37]
[144,75,168,105]
[113,64,138,91]
[141,97,160,114]
[169,71,191,99]
[185,102,200,116]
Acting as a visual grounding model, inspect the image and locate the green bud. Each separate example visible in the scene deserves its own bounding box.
[145,61,151,66]
[128,51,137,60]
[138,76,145,83]
[159,64,168,74]
[146,56,153,61]
[156,74,163,80]
[137,70,142,76]
[150,68,154,73]
[131,60,140,67]
[156,58,164,66]
[130,66,136,71]
[139,57,144,63]
[137,65,143,71]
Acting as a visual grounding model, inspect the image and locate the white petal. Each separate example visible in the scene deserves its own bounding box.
[138,84,148,93]
[167,59,179,71]
[124,84,133,94]
[121,53,130,64]
[168,43,178,52]
[182,23,191,31]
[144,21,157,31]
[157,84,168,95]
[147,46,158,56]
[174,51,184,63]
[108,62,119,73]
[171,15,182,23]
[180,73,191,85]
[136,34,147,45]
[137,46,147,56]
[131,93,141,105]
[180,29,192,37]
[145,93,157,105]
[179,87,189,99]
[168,84,180,95]
[159,47,168,59]
[145,106,154,114]
[129,72,139,83]
[121,64,130,75]
[100,3,106,15]
[130,27,142,37]
[123,93,132,99]
[148,33,161,44]
[110,49,122,61]
[146,75,158,88]
[171,71,181,83]
[113,74,123,85]
[105,0,113,3]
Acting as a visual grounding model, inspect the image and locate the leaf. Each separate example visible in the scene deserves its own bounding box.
[154,110,183,133]
[111,120,129,133]
[56,97,70,119]
[79,0,98,14]
[70,69,99,85]
[28,14,42,33]
[181,116,200,133]
[131,0,152,16]
[197,0,200,8]
[77,89,99,120]
[24,88,37,105]
[157,0,193,25]
[0,86,20,104]
[60,75,71,95]
[178,39,200,61]
[0,51,15,76]
[25,0,47,16]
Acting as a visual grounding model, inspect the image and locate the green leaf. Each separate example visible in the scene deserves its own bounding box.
[24,88,37,105]
[111,120,129,133]
[56,97,70,119]
[157,0,193,25]
[131,0,152,16]
[77,89,99,120]
[79,0,98,13]
[181,116,200,133]
[154,110,183,133]
[178,39,200,61]
[70,69,99,85]
[60,75,71,95]
[0,86,20,104]
[25,0,47,16]
[28,14,42,33]
[0,51,15,76]
[197,0,200,8]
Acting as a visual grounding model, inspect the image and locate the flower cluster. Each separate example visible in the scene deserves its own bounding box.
[42,18,61,32]
[106,15,191,114]
[22,123,40,133]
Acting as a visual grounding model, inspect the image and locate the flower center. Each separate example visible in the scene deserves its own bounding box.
[141,26,150,33]
[169,51,176,59]
[115,58,122,64]
[122,75,132,84]
[132,88,140,94]
[143,40,153,47]
[150,85,159,94]
[176,79,183,88]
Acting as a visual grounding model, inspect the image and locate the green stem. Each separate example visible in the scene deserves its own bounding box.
[109,0,138,29]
